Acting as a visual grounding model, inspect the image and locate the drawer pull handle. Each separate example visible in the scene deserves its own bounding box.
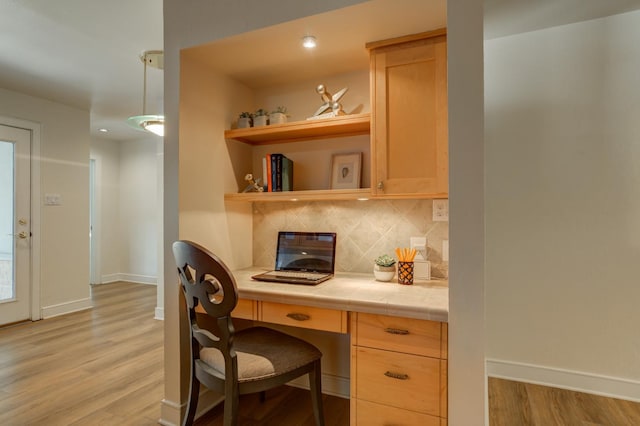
[286,313,311,321]
[384,371,409,380]
[384,327,409,335]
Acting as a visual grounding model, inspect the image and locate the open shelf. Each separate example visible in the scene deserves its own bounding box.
[225,113,370,145]
[224,188,373,202]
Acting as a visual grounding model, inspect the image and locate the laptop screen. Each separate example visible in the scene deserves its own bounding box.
[274,231,336,274]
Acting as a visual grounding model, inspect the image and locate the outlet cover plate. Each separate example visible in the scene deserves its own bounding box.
[433,199,448,222]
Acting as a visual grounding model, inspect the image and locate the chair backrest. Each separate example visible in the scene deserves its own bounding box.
[172,240,239,353]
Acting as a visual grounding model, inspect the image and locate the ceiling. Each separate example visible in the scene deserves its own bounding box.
[1,0,638,141]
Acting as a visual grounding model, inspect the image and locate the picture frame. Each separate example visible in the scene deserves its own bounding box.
[330,152,362,190]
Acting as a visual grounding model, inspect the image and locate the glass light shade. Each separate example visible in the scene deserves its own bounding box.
[127,115,165,137]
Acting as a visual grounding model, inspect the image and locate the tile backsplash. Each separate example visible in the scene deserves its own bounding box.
[252,199,449,279]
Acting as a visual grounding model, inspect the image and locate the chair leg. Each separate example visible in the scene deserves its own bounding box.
[223,385,240,426]
[182,373,200,426]
[309,360,325,426]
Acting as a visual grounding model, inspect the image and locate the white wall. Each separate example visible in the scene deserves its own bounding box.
[0,87,91,317]
[90,137,160,285]
[485,10,640,400]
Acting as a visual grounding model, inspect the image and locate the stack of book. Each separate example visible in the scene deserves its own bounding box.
[262,153,293,192]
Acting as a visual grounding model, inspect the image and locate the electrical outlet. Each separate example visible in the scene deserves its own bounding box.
[442,240,449,262]
[410,237,427,260]
[433,199,448,222]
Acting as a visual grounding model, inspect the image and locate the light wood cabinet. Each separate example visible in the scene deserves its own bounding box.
[368,29,448,199]
[259,301,348,334]
[351,312,448,425]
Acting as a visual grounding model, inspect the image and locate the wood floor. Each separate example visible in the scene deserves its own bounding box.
[489,377,640,425]
[2,282,640,425]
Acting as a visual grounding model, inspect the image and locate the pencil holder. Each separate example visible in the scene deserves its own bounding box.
[397,261,414,285]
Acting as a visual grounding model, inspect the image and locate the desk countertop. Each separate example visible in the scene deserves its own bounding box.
[234,268,449,323]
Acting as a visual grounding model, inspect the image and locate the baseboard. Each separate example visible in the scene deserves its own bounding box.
[158,387,223,425]
[288,372,350,399]
[100,273,157,285]
[41,297,93,319]
[155,306,164,320]
[487,358,640,403]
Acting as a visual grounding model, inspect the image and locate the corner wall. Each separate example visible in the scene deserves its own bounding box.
[485,10,640,400]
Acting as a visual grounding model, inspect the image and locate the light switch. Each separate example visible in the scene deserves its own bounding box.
[44,193,62,206]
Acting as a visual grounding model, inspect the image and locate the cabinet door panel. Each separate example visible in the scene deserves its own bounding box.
[355,399,440,426]
[354,346,441,416]
[354,312,441,358]
[371,34,447,197]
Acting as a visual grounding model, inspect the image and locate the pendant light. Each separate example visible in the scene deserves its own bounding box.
[127,50,164,137]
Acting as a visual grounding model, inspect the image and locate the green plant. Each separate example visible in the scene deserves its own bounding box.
[254,108,269,117]
[271,106,288,115]
[374,254,396,267]
[239,111,252,118]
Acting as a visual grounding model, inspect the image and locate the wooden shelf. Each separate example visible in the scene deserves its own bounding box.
[225,188,373,202]
[224,113,370,145]
[224,188,447,202]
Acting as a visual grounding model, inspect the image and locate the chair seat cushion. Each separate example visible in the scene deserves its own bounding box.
[199,326,322,382]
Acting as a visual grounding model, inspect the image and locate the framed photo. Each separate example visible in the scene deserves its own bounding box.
[330,152,362,190]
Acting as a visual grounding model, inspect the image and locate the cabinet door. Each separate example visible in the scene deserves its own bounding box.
[370,34,447,197]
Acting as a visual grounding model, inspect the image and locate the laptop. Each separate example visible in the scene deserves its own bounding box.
[251,231,337,285]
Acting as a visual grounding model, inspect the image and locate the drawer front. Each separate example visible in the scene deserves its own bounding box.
[233,298,256,320]
[195,298,256,320]
[354,312,442,358]
[260,302,347,333]
[354,399,440,426]
[354,346,441,416]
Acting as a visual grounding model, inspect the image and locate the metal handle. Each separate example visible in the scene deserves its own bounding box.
[286,313,311,321]
[377,181,384,190]
[384,327,409,335]
[384,371,409,380]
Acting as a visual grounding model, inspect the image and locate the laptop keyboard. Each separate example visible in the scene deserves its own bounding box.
[264,271,326,280]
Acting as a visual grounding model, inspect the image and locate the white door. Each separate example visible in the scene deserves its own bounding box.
[0,124,31,325]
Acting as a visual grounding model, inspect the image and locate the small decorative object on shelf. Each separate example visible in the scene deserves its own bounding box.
[253,108,269,126]
[237,111,252,128]
[269,106,288,124]
[308,84,348,120]
[374,254,396,282]
[330,152,362,190]
[242,173,264,193]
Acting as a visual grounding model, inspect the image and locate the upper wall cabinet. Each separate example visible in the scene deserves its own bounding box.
[368,29,448,199]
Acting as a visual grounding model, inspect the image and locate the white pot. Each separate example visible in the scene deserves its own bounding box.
[237,117,252,128]
[253,115,268,126]
[269,112,287,125]
[373,264,396,282]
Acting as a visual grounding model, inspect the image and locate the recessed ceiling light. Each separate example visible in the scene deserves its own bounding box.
[302,35,317,49]
[98,128,108,133]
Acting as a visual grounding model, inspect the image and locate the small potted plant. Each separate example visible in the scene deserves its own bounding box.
[253,108,269,126]
[373,254,396,282]
[237,111,252,128]
[269,106,288,125]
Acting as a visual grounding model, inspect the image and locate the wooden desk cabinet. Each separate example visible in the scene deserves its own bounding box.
[368,29,448,199]
[351,312,448,425]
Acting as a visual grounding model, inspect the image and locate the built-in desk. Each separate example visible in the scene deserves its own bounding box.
[232,268,448,323]
[228,268,449,425]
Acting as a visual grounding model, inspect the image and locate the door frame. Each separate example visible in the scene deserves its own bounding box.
[1,116,41,321]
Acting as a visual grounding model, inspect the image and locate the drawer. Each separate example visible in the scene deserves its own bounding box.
[353,346,441,416]
[353,312,442,358]
[353,399,440,426]
[260,301,348,333]
[195,298,256,320]
[233,298,256,320]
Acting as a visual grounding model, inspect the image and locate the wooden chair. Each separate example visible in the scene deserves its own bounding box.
[172,240,325,426]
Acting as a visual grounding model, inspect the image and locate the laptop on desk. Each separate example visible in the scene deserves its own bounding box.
[251,231,337,285]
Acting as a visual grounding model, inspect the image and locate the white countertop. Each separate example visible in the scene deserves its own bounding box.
[234,267,449,322]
